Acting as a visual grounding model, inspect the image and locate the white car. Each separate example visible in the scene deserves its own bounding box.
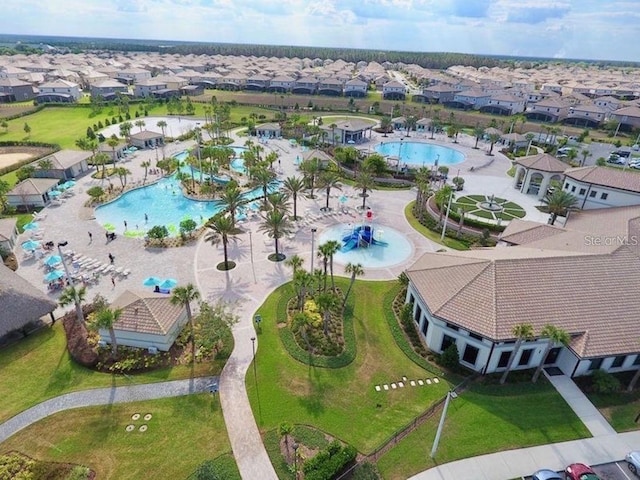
[626,451,640,476]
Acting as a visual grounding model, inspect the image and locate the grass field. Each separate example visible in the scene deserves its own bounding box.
[0,395,233,480]
[404,201,469,250]
[0,323,225,423]
[376,380,591,480]
[247,280,452,454]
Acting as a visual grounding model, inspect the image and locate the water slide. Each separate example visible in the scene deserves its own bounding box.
[341,225,388,252]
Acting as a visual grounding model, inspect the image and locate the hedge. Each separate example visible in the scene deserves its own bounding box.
[0,141,59,177]
[302,440,357,480]
[276,282,356,369]
[0,104,44,121]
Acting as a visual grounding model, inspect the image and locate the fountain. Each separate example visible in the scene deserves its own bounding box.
[479,194,503,212]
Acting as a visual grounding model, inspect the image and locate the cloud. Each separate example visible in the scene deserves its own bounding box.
[498,1,572,24]
[450,0,491,18]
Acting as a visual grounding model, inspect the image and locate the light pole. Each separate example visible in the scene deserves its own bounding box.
[440,191,454,242]
[57,241,73,284]
[250,336,257,384]
[293,442,299,479]
[195,122,203,183]
[310,228,317,273]
[430,390,457,458]
[248,230,256,283]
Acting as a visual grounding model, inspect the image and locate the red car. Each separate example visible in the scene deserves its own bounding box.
[564,463,601,480]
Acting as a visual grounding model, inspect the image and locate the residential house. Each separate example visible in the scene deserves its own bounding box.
[0,78,36,102]
[90,79,128,99]
[526,98,571,122]
[482,94,526,115]
[217,73,247,91]
[450,89,492,110]
[610,106,640,131]
[116,68,152,84]
[344,79,368,97]
[317,78,344,96]
[245,74,271,91]
[133,78,168,98]
[292,76,318,94]
[593,96,621,112]
[103,290,188,352]
[382,80,406,100]
[268,75,295,93]
[417,84,457,104]
[565,104,606,127]
[36,79,81,102]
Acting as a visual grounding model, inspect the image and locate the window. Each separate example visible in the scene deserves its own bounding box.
[421,318,429,336]
[589,358,603,370]
[414,305,422,325]
[498,351,511,368]
[589,190,597,198]
[612,356,626,368]
[518,348,533,366]
[408,294,415,305]
[440,334,456,352]
[462,345,479,365]
[579,188,586,195]
[564,182,569,190]
[469,332,483,342]
[634,355,640,366]
[446,322,459,331]
[601,193,608,200]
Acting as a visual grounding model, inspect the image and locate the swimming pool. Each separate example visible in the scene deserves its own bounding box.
[94,175,279,236]
[317,223,413,268]
[174,147,247,175]
[375,142,464,167]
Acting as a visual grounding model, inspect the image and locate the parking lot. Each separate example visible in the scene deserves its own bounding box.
[523,460,637,480]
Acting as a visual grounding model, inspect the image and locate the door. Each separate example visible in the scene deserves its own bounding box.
[544,347,561,365]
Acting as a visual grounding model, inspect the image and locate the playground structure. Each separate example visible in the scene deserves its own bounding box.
[341,224,389,252]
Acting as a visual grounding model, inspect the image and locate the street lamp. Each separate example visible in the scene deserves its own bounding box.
[293,442,299,479]
[430,390,458,458]
[195,123,203,183]
[57,241,73,285]
[440,190,454,242]
[248,230,256,283]
[250,336,257,384]
[310,228,317,273]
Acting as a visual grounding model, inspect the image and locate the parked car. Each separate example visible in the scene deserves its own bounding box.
[613,150,631,158]
[532,468,563,480]
[565,463,601,480]
[625,451,640,475]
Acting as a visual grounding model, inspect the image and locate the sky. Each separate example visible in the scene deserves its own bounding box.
[3,0,640,62]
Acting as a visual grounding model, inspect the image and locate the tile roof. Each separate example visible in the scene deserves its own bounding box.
[111,290,185,335]
[564,166,640,194]
[515,153,568,173]
[499,219,566,245]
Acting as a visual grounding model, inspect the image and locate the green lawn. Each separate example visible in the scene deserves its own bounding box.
[377,381,591,480]
[0,169,18,187]
[583,388,640,432]
[0,395,234,480]
[247,280,452,454]
[0,323,224,423]
[404,201,469,250]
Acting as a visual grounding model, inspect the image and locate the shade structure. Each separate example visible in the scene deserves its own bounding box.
[159,278,177,289]
[22,239,41,251]
[23,222,39,231]
[44,255,62,267]
[143,276,162,287]
[44,270,65,282]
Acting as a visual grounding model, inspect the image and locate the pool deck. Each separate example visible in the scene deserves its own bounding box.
[11,118,552,479]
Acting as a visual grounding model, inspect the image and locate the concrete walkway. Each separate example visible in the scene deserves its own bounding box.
[0,376,217,444]
[546,374,617,437]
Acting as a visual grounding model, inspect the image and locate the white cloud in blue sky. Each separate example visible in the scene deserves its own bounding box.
[2,0,640,61]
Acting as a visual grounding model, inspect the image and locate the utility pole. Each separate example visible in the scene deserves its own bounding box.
[431,391,457,458]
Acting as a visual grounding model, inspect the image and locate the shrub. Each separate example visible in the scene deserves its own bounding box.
[302,440,357,480]
[591,369,621,393]
[351,462,381,480]
[437,343,459,370]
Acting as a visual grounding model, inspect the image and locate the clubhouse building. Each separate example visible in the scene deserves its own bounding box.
[405,205,640,378]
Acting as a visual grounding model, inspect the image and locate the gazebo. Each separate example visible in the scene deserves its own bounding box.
[513,153,568,199]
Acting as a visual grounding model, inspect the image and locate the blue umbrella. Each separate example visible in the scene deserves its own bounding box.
[23,222,39,231]
[159,278,177,289]
[44,270,65,282]
[143,276,162,287]
[44,255,62,267]
[22,239,41,251]
[63,180,76,188]
[49,190,61,198]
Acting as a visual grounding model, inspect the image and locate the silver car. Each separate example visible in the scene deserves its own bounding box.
[532,469,563,480]
[626,451,640,476]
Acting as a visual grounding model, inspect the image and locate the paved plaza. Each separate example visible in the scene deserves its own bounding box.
[9,117,559,479]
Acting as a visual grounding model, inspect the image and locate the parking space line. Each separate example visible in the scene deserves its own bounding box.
[616,461,632,480]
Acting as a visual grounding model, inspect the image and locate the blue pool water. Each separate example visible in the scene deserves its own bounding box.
[94,175,279,236]
[375,142,464,167]
[317,223,412,268]
[174,148,247,175]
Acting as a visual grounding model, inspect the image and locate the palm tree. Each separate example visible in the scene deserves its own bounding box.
[380,116,392,137]
[580,149,592,167]
[317,171,341,211]
[282,176,305,220]
[317,240,340,292]
[500,323,534,384]
[135,119,146,132]
[325,240,341,292]
[254,167,275,209]
[342,262,364,311]
[473,126,485,149]
[316,291,338,336]
[355,170,374,210]
[543,190,578,225]
[170,283,201,359]
[279,422,294,461]
[219,184,245,227]
[156,120,167,138]
[116,167,131,188]
[75,137,98,160]
[58,285,87,324]
[141,160,151,184]
[93,307,123,358]
[329,123,337,145]
[285,254,304,276]
[107,137,120,169]
[487,133,501,156]
[434,185,454,224]
[532,325,570,383]
[300,159,321,198]
[93,152,110,184]
[205,213,241,270]
[266,192,290,214]
[259,208,293,261]
[119,121,132,142]
[293,269,313,310]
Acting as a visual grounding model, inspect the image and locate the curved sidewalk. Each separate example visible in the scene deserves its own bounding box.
[0,376,217,444]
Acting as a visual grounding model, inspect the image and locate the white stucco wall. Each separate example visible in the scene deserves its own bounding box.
[563,178,640,209]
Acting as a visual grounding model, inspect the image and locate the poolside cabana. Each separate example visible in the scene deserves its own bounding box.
[130,130,165,149]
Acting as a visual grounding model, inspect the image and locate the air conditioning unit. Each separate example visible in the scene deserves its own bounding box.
[148,346,158,355]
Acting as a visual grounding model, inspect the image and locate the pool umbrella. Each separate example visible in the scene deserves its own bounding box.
[63,180,76,189]
[49,190,61,198]
[22,239,41,251]
[339,195,348,204]
[23,222,39,231]
[159,278,177,289]
[44,255,62,267]
[103,223,116,232]
[44,270,65,282]
[143,276,162,287]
